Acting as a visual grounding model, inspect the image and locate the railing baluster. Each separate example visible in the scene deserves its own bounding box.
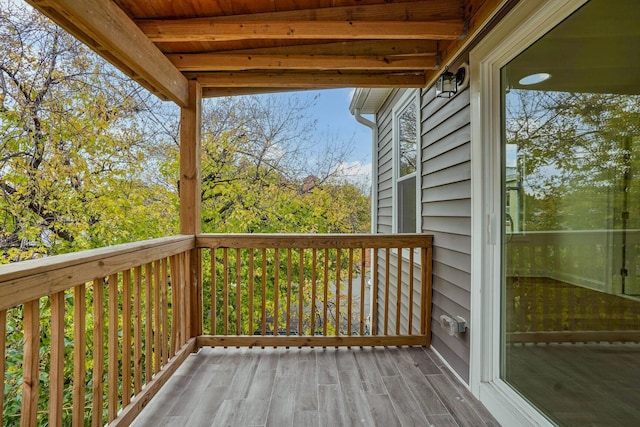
[145,264,153,382]
[409,249,414,335]
[396,248,403,336]
[49,291,65,427]
[384,248,391,336]
[162,258,169,364]
[211,249,217,335]
[223,248,229,336]
[122,270,132,407]
[108,273,119,422]
[360,248,366,336]
[298,248,304,336]
[195,235,432,346]
[274,248,280,336]
[0,309,4,426]
[311,248,317,335]
[323,248,329,336]
[170,255,181,353]
[372,248,378,336]
[22,299,40,427]
[336,248,341,336]
[236,248,241,334]
[72,285,86,427]
[249,249,254,336]
[134,267,143,391]
[261,248,267,336]
[286,248,292,336]
[154,260,161,374]
[348,248,354,337]
[92,279,104,427]
[181,252,189,345]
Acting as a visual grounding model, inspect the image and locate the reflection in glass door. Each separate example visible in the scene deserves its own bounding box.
[501,1,640,425]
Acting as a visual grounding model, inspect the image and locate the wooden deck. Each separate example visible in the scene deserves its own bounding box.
[132,346,498,427]
[505,343,640,427]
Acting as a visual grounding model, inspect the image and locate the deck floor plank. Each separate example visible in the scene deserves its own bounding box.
[133,346,498,426]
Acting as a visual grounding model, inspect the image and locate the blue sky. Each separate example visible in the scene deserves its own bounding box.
[288,88,374,187]
[250,88,373,189]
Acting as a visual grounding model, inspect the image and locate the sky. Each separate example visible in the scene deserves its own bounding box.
[268,88,374,190]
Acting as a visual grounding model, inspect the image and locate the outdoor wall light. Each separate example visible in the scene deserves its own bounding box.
[435,65,467,98]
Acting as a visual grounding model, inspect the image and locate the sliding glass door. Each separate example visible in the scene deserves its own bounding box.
[501,1,640,425]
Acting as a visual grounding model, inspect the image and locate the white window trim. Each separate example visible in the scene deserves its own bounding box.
[469,1,587,426]
[392,89,421,236]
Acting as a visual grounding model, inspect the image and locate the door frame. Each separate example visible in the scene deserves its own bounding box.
[468,0,587,425]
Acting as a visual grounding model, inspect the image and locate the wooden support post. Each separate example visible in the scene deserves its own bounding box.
[180,80,203,338]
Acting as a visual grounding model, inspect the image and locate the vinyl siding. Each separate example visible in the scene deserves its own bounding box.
[421,82,472,383]
[375,89,399,234]
[373,83,472,383]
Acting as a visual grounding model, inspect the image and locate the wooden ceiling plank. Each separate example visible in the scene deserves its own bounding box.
[135,1,463,23]
[191,71,427,88]
[27,0,190,106]
[168,53,438,71]
[168,40,439,56]
[139,20,464,42]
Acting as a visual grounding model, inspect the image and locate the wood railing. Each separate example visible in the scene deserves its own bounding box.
[196,234,433,347]
[0,236,195,427]
[0,233,433,426]
[506,231,640,344]
[506,277,640,344]
[506,230,640,295]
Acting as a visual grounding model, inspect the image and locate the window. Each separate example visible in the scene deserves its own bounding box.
[394,92,419,233]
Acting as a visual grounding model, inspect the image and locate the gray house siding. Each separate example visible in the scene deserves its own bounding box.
[375,89,399,234]
[421,82,472,383]
[373,83,472,382]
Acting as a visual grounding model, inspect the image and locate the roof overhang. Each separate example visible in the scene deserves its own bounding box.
[349,88,394,115]
[25,0,509,106]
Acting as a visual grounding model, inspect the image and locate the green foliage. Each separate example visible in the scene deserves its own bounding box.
[506,90,640,231]
[0,0,179,263]
[193,95,370,234]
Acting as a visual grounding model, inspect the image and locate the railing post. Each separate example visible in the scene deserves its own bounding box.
[180,80,203,338]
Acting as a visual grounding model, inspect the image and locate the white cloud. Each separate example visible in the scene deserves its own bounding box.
[332,161,372,190]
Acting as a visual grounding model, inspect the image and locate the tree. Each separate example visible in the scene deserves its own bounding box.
[193,94,370,234]
[505,89,640,231]
[0,0,178,262]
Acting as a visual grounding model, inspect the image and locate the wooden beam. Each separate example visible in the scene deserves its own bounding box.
[202,87,316,98]
[139,20,464,43]
[169,53,438,72]
[190,71,427,88]
[425,0,510,88]
[27,0,189,106]
[179,81,202,235]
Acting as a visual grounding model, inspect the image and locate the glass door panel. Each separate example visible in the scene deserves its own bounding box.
[501,1,640,425]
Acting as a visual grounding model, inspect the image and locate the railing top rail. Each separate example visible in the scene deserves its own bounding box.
[196,233,433,249]
[0,235,195,311]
